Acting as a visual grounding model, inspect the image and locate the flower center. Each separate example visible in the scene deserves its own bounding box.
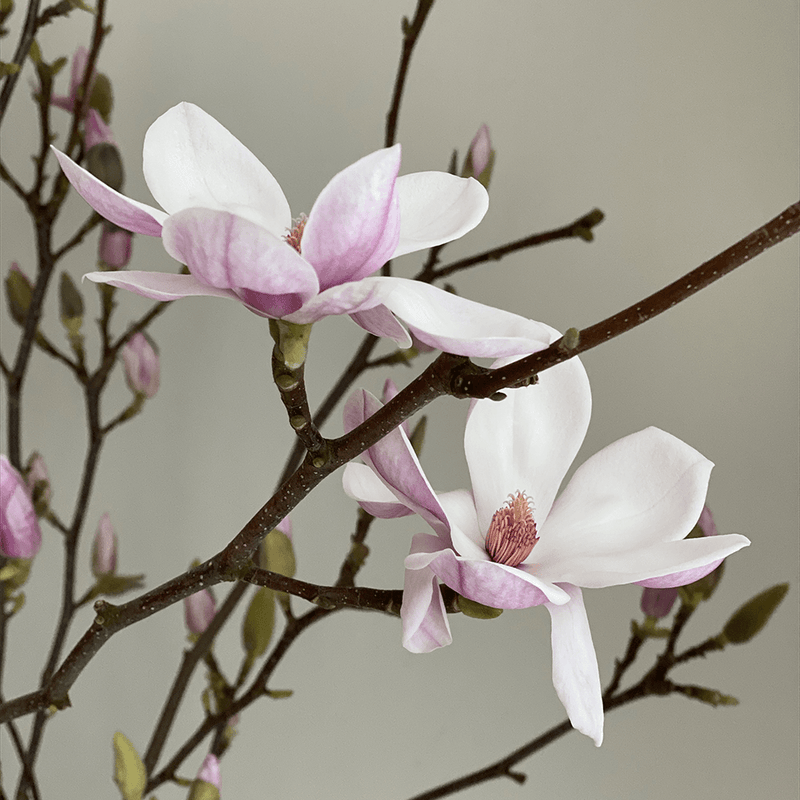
[284,214,307,254]
[484,491,538,567]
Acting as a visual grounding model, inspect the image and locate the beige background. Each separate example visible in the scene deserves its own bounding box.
[1,1,798,798]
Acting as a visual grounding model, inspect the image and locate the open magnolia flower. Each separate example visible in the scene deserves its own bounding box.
[342,344,750,745]
[53,102,551,357]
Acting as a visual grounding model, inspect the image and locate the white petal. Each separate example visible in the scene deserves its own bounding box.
[465,353,591,534]
[142,103,291,233]
[393,173,488,258]
[402,535,453,653]
[545,584,603,746]
[342,463,415,519]
[535,427,713,583]
[83,270,239,302]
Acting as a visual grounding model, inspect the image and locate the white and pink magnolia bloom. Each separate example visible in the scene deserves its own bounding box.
[52,102,551,357]
[342,345,750,745]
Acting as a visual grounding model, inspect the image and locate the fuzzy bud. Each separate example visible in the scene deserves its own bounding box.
[99,223,133,269]
[24,451,51,514]
[187,753,221,800]
[91,512,117,576]
[5,262,33,326]
[461,124,495,188]
[121,333,160,399]
[0,455,42,559]
[184,586,216,636]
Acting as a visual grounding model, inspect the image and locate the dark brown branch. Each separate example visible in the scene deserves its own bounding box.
[2,203,796,726]
[0,0,41,126]
[455,201,800,398]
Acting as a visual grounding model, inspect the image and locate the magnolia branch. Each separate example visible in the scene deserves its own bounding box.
[1,202,797,727]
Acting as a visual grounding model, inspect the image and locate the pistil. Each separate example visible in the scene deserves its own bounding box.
[484,491,538,567]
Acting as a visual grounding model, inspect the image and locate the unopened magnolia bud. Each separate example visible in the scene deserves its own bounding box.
[0,455,42,559]
[91,512,117,576]
[258,524,296,578]
[112,731,147,800]
[25,451,51,514]
[241,586,275,661]
[187,753,221,800]
[456,594,503,619]
[84,108,116,149]
[121,332,160,399]
[462,124,495,188]
[85,141,124,192]
[99,223,133,269]
[88,71,113,122]
[184,587,216,636]
[58,271,83,330]
[5,262,33,326]
[721,583,789,645]
[640,586,678,619]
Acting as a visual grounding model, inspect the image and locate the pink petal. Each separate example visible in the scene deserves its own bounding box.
[392,172,489,258]
[402,535,453,653]
[84,270,240,303]
[535,428,717,585]
[348,305,412,347]
[142,103,291,233]
[465,350,591,535]
[637,559,724,589]
[342,463,416,519]
[302,145,402,290]
[162,208,319,315]
[52,148,166,236]
[407,545,565,609]
[545,584,603,746]
[343,390,449,535]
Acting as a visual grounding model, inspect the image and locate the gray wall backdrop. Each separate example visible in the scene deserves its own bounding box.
[1,1,798,798]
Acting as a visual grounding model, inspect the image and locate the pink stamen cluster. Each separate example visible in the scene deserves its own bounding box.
[284,214,307,253]
[484,491,538,567]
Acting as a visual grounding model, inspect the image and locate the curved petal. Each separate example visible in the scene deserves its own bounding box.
[545,584,603,746]
[283,277,387,325]
[162,209,319,311]
[465,353,591,535]
[534,427,713,581]
[372,278,555,357]
[348,305,412,348]
[343,390,449,536]
[52,148,166,236]
[557,534,749,589]
[437,490,488,561]
[142,103,291,233]
[402,534,453,653]
[83,270,239,302]
[342,463,416,519]
[407,546,566,609]
[392,173,488,258]
[302,145,402,290]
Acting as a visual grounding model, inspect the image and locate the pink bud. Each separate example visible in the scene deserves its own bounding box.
[640,586,678,619]
[196,753,221,787]
[84,109,116,149]
[51,47,94,113]
[0,455,42,558]
[468,124,492,177]
[91,512,117,575]
[121,333,160,398]
[99,224,133,269]
[697,505,718,538]
[184,588,216,635]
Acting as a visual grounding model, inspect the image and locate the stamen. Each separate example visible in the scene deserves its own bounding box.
[284,214,308,253]
[484,491,538,567]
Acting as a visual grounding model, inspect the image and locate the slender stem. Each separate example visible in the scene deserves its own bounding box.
[0,0,41,126]
[420,209,605,282]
